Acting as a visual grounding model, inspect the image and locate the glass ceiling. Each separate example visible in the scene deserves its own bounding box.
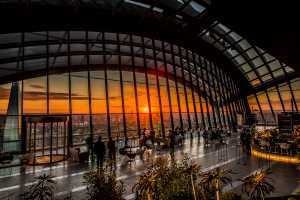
[199,21,295,87]
[0,0,296,90]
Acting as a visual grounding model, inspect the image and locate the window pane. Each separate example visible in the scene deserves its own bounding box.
[0,83,12,114]
[49,73,69,114]
[90,71,106,114]
[136,72,150,129]
[279,83,292,111]
[71,72,89,114]
[23,77,47,114]
[291,79,300,110]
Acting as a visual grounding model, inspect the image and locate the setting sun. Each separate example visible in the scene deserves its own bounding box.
[142,106,149,113]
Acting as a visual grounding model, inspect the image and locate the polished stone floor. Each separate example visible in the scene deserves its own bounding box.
[0,133,299,199]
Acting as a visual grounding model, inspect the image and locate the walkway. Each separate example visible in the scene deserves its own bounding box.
[0,133,299,199]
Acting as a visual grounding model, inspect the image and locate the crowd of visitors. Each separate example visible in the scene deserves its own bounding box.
[69,126,234,169]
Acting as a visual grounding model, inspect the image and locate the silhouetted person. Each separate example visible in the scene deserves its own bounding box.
[108,137,116,162]
[150,129,155,145]
[169,130,175,160]
[94,136,106,168]
[245,131,252,155]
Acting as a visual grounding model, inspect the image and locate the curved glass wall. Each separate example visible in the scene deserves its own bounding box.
[200,21,295,87]
[0,31,243,161]
[247,78,300,125]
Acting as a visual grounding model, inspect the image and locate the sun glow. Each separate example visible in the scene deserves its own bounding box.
[142,106,149,113]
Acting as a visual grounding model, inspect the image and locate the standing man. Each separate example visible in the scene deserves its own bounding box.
[94,136,106,168]
[169,130,175,161]
[107,136,116,169]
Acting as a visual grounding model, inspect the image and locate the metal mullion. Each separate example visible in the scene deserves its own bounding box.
[254,93,265,123]
[176,0,193,13]
[275,85,286,112]
[235,85,243,113]
[287,80,298,112]
[141,36,153,130]
[46,31,49,115]
[33,123,36,165]
[280,62,298,112]
[252,46,285,112]
[236,56,276,72]
[230,46,254,60]
[217,68,231,127]
[203,59,217,127]
[217,69,229,127]
[220,37,244,53]
[42,123,45,156]
[103,32,111,138]
[170,43,183,129]
[198,56,212,128]
[210,30,233,46]
[151,39,165,137]
[219,37,262,83]
[21,32,24,140]
[214,65,227,128]
[264,90,276,123]
[50,122,53,164]
[117,33,127,141]
[67,31,73,146]
[209,62,223,128]
[86,30,94,159]
[227,77,238,122]
[185,50,198,129]
[221,74,234,126]
[232,80,241,109]
[192,53,205,129]
[130,34,141,136]
[178,47,192,129]
[198,21,219,37]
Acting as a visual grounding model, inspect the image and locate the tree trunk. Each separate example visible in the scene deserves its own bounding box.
[216,179,221,200]
[191,174,197,200]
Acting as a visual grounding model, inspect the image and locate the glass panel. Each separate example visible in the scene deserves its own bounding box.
[272,68,284,78]
[122,71,138,137]
[245,48,258,59]
[92,114,108,141]
[240,63,252,73]
[257,92,273,124]
[49,73,69,114]
[183,1,206,17]
[237,40,251,50]
[71,71,89,114]
[291,79,300,110]
[0,83,12,114]
[245,71,257,81]
[159,77,171,131]
[267,87,282,123]
[136,72,150,130]
[268,60,281,71]
[279,83,292,111]
[90,71,106,114]
[251,57,263,67]
[107,71,123,138]
[23,77,47,114]
[72,115,90,146]
[256,66,268,76]
[247,95,263,123]
[148,74,161,131]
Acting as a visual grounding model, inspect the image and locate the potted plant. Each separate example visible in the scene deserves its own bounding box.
[83,169,125,200]
[21,174,56,200]
[240,168,274,200]
[199,167,233,200]
[133,155,201,200]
